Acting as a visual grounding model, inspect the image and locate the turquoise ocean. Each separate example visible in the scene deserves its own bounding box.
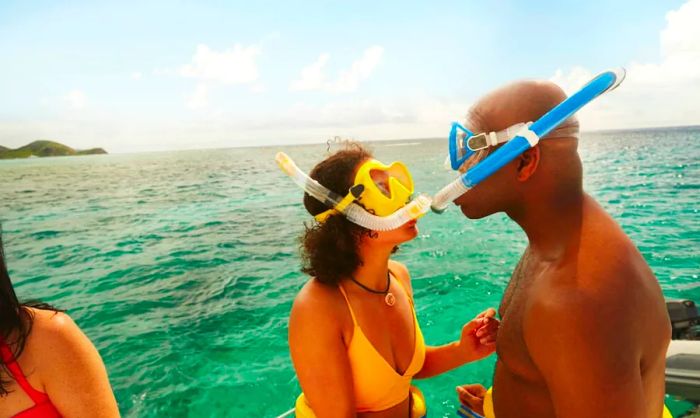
[1,127,699,417]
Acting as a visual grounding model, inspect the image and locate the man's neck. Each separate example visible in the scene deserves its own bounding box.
[510,190,585,261]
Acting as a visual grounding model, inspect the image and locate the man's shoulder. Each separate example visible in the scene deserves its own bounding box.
[526,283,603,324]
[525,258,639,331]
[524,254,655,346]
[522,283,633,362]
[573,200,654,290]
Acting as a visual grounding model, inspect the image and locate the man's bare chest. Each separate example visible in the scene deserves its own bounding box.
[496,254,545,382]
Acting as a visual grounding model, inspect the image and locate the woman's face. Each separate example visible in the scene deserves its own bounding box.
[353,158,419,246]
[366,168,419,245]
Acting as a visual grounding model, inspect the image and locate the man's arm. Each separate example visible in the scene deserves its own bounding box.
[524,291,646,418]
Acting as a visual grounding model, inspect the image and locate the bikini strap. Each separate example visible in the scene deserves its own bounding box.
[0,337,49,404]
[337,285,359,326]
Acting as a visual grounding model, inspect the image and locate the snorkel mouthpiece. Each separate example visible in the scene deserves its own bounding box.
[431,176,470,213]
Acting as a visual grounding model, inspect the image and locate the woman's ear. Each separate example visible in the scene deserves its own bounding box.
[516,146,540,181]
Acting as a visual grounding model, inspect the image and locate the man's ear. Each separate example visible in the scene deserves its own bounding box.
[516,146,540,181]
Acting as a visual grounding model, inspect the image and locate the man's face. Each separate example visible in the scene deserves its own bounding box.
[452,132,518,219]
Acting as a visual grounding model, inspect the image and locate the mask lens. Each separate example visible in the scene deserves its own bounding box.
[459,148,490,173]
[454,130,469,160]
[369,162,413,197]
[448,122,478,171]
[369,169,391,197]
[386,162,412,190]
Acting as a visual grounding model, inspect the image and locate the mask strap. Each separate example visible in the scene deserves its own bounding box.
[314,184,365,223]
[467,122,532,151]
[543,119,580,139]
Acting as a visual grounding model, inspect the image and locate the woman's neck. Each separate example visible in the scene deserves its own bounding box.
[351,244,394,291]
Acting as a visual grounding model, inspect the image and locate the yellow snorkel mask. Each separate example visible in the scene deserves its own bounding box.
[276,152,431,231]
[315,159,414,222]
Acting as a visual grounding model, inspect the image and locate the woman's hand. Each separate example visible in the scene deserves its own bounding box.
[413,308,500,379]
[458,308,499,362]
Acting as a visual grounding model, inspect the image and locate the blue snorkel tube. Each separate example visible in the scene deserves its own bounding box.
[432,68,626,213]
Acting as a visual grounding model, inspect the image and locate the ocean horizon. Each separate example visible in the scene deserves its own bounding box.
[5,124,700,157]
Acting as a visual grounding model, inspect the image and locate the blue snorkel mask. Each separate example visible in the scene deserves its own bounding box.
[432,68,626,213]
[446,121,538,171]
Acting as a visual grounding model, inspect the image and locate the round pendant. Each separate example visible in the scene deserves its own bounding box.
[384,292,396,306]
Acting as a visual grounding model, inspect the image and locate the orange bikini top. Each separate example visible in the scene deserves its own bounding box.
[337,274,426,412]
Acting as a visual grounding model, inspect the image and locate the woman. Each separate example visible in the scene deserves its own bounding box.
[285,143,499,417]
[0,228,120,418]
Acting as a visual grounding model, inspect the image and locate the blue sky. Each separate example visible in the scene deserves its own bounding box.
[0,0,697,152]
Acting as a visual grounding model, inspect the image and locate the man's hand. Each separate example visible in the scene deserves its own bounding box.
[457,383,487,416]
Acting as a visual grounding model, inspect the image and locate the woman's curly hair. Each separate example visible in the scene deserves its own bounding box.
[299,143,374,285]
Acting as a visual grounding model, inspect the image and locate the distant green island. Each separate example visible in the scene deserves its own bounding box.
[0,140,107,159]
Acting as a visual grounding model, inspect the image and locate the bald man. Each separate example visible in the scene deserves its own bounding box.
[454,81,671,418]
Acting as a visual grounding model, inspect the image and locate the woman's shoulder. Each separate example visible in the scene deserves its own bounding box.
[27,307,109,383]
[26,308,90,363]
[22,309,120,416]
[290,278,351,330]
[388,260,410,279]
[18,308,86,382]
[293,278,343,313]
[28,308,79,339]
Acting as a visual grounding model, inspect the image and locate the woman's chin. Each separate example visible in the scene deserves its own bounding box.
[403,222,419,240]
[372,221,419,245]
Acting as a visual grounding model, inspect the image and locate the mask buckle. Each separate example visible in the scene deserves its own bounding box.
[467,132,490,151]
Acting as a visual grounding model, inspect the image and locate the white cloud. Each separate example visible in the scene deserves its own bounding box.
[550,0,700,130]
[180,44,260,85]
[290,53,329,91]
[151,68,171,76]
[250,83,267,94]
[64,90,87,109]
[173,43,262,109]
[290,46,384,93]
[186,83,209,109]
[131,71,143,80]
[233,96,467,143]
[331,46,384,93]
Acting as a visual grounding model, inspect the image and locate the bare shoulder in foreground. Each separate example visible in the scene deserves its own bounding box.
[26,307,121,418]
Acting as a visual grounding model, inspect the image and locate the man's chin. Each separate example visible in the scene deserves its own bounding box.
[459,204,487,220]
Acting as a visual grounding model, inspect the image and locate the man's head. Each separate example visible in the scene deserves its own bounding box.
[454,80,582,220]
